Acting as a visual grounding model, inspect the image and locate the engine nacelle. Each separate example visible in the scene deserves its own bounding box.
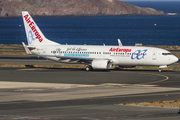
[159,65,168,69]
[92,59,112,69]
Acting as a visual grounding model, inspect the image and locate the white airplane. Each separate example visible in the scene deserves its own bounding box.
[22,11,178,72]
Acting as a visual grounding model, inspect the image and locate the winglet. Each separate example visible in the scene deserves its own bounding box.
[118,39,123,46]
[22,42,32,54]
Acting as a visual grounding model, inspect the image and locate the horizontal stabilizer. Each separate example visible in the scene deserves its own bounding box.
[22,42,32,54]
[26,45,36,50]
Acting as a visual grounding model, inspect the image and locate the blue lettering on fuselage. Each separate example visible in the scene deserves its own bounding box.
[131,49,147,60]
[64,54,89,57]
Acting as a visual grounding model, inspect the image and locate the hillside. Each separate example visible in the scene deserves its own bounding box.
[0,0,164,17]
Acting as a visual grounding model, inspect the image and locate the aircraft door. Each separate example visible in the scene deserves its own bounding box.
[55,48,61,56]
[98,51,104,57]
[152,51,157,60]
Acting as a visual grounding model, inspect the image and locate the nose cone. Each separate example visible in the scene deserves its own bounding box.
[172,55,179,64]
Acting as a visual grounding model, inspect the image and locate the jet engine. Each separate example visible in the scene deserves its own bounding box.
[92,59,112,69]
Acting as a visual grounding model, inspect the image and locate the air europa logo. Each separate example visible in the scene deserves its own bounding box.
[24,14,43,43]
[109,48,131,53]
[131,49,147,60]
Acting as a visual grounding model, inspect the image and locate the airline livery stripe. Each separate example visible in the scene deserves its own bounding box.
[64,54,89,57]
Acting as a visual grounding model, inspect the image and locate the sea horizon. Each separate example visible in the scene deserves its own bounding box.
[0,1,180,46]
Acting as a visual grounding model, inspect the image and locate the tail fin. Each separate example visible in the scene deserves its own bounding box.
[22,11,59,46]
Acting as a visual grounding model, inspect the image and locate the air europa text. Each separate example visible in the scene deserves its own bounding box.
[109,48,131,53]
[24,14,43,43]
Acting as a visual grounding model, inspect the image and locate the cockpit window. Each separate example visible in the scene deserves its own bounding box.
[162,53,172,55]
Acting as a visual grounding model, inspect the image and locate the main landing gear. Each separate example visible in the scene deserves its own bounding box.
[86,65,93,71]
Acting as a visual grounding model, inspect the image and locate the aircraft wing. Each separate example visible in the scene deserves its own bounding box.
[57,55,94,61]
[118,39,123,46]
[38,54,112,64]
[39,54,94,61]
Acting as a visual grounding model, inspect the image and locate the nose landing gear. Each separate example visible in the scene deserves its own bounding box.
[159,65,168,72]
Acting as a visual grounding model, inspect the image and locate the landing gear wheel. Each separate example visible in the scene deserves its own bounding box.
[86,65,92,71]
[159,69,162,72]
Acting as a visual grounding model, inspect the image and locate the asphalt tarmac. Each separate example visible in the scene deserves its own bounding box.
[0,53,180,119]
[1,44,180,119]
[0,66,180,119]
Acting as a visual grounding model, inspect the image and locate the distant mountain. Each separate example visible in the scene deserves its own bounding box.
[0,0,165,17]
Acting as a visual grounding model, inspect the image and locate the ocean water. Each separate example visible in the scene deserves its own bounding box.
[124,1,180,14]
[0,1,180,46]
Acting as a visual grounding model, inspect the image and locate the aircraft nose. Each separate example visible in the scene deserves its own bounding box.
[172,55,179,63]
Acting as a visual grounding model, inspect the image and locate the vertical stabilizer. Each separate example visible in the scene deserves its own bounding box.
[22,11,59,46]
